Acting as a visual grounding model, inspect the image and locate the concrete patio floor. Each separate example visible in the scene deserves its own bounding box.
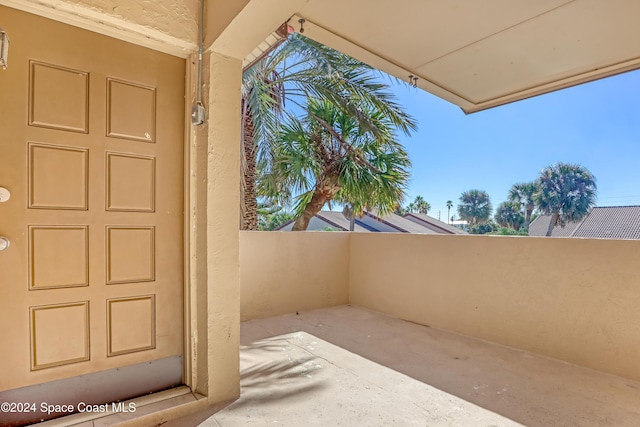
[171,305,640,426]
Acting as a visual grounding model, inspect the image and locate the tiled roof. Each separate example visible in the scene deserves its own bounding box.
[528,215,581,237]
[571,206,640,240]
[279,210,467,234]
[316,211,373,232]
[363,211,439,234]
[528,206,640,239]
[403,213,468,235]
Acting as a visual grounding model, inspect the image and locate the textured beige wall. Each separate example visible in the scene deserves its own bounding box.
[49,0,198,41]
[349,233,640,381]
[2,0,199,55]
[240,232,350,321]
[203,52,242,403]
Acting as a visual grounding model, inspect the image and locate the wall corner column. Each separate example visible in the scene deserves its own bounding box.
[204,51,242,403]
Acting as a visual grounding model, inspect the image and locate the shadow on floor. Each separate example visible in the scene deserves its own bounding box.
[236,305,640,427]
[171,305,640,426]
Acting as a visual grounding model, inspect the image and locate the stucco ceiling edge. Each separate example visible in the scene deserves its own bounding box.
[0,0,197,58]
[289,14,476,113]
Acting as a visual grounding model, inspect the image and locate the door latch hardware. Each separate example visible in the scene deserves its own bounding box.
[0,187,10,202]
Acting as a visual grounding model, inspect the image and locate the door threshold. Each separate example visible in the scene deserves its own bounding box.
[37,386,209,427]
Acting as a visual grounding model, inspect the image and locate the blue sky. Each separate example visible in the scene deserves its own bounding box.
[391,69,640,221]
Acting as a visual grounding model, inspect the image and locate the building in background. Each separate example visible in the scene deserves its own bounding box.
[529,206,640,239]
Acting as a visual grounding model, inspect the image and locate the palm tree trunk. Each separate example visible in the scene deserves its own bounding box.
[292,180,340,231]
[241,100,258,230]
[525,205,534,229]
[545,212,559,237]
[292,191,327,231]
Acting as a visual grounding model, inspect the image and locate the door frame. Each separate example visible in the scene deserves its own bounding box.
[0,1,196,391]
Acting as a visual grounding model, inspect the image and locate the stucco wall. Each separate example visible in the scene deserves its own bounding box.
[3,0,201,55]
[240,231,350,321]
[349,233,640,381]
[63,0,199,42]
[240,232,640,381]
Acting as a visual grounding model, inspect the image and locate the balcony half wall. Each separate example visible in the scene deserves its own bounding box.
[240,231,640,383]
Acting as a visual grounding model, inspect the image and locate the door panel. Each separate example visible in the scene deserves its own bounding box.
[0,4,184,405]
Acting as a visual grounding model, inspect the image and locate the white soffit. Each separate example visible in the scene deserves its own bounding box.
[297,0,640,113]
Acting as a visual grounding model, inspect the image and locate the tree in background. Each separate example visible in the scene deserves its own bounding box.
[242,33,415,230]
[342,204,357,231]
[407,195,431,214]
[468,222,498,234]
[259,98,412,231]
[393,204,407,216]
[257,202,295,230]
[457,189,492,227]
[446,200,453,224]
[508,181,538,229]
[395,195,431,216]
[534,163,597,236]
[495,201,525,231]
[489,226,529,236]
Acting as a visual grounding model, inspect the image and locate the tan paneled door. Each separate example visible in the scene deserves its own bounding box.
[0,6,184,420]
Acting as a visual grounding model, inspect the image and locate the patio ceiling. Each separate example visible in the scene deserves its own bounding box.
[7,0,637,113]
[290,0,640,113]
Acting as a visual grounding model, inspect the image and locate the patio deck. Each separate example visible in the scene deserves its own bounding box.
[171,305,640,426]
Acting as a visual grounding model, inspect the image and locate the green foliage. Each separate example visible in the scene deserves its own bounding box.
[241,34,416,230]
[245,34,417,230]
[534,163,597,228]
[257,203,295,230]
[393,204,408,215]
[468,222,498,234]
[396,195,431,215]
[259,98,412,220]
[406,195,431,214]
[457,189,492,226]
[508,182,538,207]
[243,33,416,173]
[445,200,454,224]
[322,226,341,232]
[508,181,539,225]
[494,201,525,230]
[488,227,529,236]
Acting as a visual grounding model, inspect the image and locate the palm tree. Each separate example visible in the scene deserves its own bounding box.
[446,200,453,224]
[495,201,525,231]
[406,196,430,214]
[242,34,416,229]
[534,163,597,236]
[259,98,412,231]
[457,190,492,227]
[508,181,538,229]
[411,196,431,214]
